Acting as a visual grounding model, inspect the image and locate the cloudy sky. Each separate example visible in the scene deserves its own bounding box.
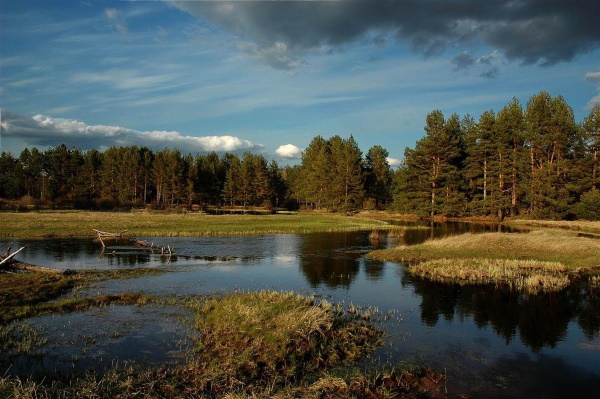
[1,0,598,165]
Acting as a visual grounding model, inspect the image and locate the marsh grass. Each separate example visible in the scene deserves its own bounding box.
[367,230,600,293]
[368,230,600,269]
[505,219,600,234]
[408,258,571,293]
[0,211,400,238]
[186,291,382,395]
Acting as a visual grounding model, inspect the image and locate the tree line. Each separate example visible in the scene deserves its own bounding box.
[394,92,599,220]
[1,91,598,219]
[0,146,291,210]
[0,138,391,212]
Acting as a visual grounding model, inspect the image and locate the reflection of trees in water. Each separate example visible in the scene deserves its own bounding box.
[476,353,600,398]
[402,273,600,352]
[298,232,364,288]
[364,259,385,281]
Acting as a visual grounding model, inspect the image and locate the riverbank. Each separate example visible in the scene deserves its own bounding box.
[367,230,600,293]
[0,271,448,398]
[0,210,400,238]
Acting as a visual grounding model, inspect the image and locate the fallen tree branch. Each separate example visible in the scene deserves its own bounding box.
[0,246,25,268]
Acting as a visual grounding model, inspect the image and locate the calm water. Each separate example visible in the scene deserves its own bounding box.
[1,223,598,398]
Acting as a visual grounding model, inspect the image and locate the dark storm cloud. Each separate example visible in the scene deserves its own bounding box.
[171,0,599,69]
[451,51,475,71]
[480,67,500,79]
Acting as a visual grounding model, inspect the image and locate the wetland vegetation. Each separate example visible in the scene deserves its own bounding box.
[0,271,447,398]
[367,229,600,292]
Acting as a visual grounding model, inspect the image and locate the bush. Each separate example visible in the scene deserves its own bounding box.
[575,189,600,220]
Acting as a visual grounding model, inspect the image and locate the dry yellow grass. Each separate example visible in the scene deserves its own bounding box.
[505,219,600,234]
[368,230,600,270]
[407,258,571,293]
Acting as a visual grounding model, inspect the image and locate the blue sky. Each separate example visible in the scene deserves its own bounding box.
[1,0,599,165]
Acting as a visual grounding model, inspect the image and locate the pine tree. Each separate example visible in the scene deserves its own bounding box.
[524,92,579,217]
[496,98,526,217]
[222,154,241,207]
[300,136,330,209]
[582,105,600,190]
[364,145,392,209]
[328,135,364,211]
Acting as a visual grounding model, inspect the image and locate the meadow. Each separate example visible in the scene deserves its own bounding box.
[0,210,399,238]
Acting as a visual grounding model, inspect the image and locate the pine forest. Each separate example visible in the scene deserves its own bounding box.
[1,92,599,220]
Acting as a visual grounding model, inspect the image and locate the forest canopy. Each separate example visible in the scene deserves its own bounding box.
[1,92,598,220]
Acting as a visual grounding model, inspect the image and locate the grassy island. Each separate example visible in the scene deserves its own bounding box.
[367,230,600,293]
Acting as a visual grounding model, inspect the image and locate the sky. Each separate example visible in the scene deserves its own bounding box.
[1,0,599,166]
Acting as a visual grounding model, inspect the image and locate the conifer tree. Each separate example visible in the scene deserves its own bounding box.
[300,136,330,209]
[582,105,600,190]
[364,145,392,209]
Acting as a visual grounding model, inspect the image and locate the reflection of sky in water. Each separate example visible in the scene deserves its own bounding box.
[2,305,194,377]
[1,228,598,397]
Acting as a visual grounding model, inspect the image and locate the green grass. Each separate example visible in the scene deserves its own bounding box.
[0,210,399,238]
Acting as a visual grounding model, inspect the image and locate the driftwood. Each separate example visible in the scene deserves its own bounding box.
[1,244,65,274]
[0,246,25,269]
[93,229,128,248]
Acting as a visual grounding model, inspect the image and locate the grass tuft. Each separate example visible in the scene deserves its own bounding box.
[407,258,571,293]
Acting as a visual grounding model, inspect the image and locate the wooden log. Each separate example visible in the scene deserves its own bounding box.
[0,246,25,267]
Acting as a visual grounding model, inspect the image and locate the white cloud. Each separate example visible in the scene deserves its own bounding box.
[276,144,303,159]
[386,157,402,167]
[586,72,600,80]
[1,110,262,153]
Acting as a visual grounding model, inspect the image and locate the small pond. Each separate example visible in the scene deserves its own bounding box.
[1,222,598,398]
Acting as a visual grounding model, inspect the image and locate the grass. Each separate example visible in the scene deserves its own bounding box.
[0,210,401,238]
[0,288,448,398]
[407,258,571,293]
[184,291,383,395]
[367,230,600,293]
